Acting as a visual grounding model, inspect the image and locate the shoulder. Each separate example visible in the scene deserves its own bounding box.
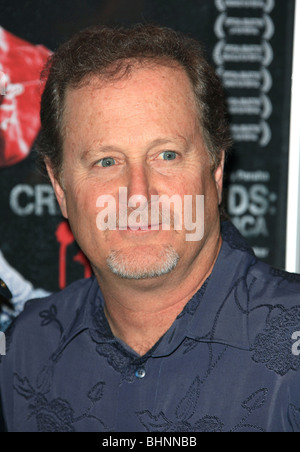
[0,276,99,431]
[2,276,97,358]
[246,260,300,342]
[221,221,300,299]
[220,222,300,377]
[220,220,300,321]
[249,260,300,303]
[245,261,300,376]
[22,276,96,320]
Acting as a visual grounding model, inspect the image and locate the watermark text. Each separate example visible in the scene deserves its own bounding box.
[96,188,204,242]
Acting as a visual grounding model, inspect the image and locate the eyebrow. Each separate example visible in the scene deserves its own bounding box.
[80,146,121,161]
[80,135,190,161]
[147,136,189,149]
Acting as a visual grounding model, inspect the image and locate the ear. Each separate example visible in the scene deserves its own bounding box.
[214,151,225,205]
[46,161,68,219]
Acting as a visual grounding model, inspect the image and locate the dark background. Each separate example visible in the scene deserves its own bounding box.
[0,0,296,292]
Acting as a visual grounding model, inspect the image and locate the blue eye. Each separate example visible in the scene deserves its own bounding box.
[160,151,177,161]
[99,157,115,167]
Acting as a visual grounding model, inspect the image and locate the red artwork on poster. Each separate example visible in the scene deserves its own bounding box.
[0,27,52,167]
[56,221,92,290]
[0,28,92,289]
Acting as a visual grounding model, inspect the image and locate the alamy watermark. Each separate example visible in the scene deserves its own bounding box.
[96,187,204,241]
[0,332,6,356]
[292,331,300,357]
[0,71,8,96]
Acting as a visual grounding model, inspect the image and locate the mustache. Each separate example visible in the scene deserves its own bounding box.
[116,202,180,228]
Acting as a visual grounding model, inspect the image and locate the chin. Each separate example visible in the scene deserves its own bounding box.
[106,244,180,280]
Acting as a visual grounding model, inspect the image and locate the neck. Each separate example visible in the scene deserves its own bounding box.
[95,233,222,356]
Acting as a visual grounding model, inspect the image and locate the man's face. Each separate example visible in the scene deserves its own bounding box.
[50,64,224,282]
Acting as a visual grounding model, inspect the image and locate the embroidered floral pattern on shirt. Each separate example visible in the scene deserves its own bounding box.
[39,304,64,335]
[221,221,256,255]
[137,377,224,432]
[178,277,210,318]
[270,268,300,284]
[252,306,300,375]
[13,373,107,432]
[9,303,109,432]
[95,342,150,383]
[89,297,154,382]
[137,378,268,432]
[289,404,300,431]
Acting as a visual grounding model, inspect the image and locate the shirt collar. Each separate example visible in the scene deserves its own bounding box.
[64,221,257,356]
[151,221,257,356]
[184,222,257,351]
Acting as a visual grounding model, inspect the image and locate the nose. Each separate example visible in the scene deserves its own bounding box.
[126,163,156,207]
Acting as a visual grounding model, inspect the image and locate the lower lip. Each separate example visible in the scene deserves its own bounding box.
[118,225,161,232]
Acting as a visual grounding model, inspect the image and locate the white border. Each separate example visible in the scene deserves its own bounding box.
[286,0,300,272]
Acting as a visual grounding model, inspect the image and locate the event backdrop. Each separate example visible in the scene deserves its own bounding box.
[0,0,295,293]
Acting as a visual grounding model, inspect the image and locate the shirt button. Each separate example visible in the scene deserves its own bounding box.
[135,368,146,379]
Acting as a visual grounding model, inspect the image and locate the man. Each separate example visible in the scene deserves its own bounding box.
[0,24,300,432]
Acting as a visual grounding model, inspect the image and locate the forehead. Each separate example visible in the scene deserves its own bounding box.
[65,63,198,114]
[62,64,202,148]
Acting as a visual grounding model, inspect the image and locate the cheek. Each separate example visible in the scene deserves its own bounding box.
[176,172,204,197]
[202,177,221,227]
[179,170,219,216]
[65,185,98,233]
[68,175,110,211]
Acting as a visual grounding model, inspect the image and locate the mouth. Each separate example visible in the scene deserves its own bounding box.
[119,224,162,232]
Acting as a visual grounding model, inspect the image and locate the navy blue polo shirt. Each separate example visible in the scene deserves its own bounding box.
[1,222,300,432]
